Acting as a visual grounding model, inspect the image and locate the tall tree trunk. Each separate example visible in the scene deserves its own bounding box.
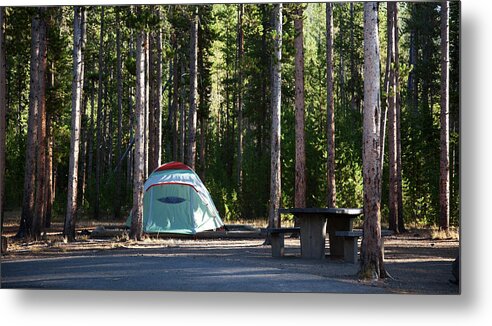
[179,61,186,163]
[386,2,398,232]
[236,4,244,192]
[114,8,123,219]
[186,8,198,170]
[172,44,179,161]
[380,2,391,173]
[268,4,282,232]
[359,2,387,280]
[294,5,306,210]
[439,1,450,231]
[64,7,86,241]
[326,3,336,208]
[0,7,6,224]
[394,4,405,233]
[148,32,156,174]
[95,7,104,219]
[130,27,146,241]
[33,8,47,239]
[144,31,150,178]
[18,12,41,239]
[156,15,163,168]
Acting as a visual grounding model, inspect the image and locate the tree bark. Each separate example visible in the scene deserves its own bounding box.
[0,7,6,224]
[187,8,198,170]
[268,4,282,231]
[294,5,306,210]
[359,2,387,280]
[64,6,86,241]
[130,27,146,241]
[326,3,336,208]
[439,1,450,231]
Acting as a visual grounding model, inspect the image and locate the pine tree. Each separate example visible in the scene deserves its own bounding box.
[439,1,450,231]
[64,6,86,241]
[268,4,282,231]
[359,2,388,280]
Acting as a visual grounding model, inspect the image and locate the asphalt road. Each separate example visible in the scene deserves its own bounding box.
[1,248,387,293]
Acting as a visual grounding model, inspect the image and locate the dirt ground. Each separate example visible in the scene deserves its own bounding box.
[1,220,460,294]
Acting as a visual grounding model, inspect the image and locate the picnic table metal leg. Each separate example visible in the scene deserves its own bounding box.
[299,214,327,259]
[327,217,354,257]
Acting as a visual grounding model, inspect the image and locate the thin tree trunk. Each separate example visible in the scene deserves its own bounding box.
[18,12,41,239]
[130,27,146,241]
[114,8,123,219]
[33,8,47,239]
[268,4,282,232]
[408,4,418,116]
[187,8,198,170]
[326,3,336,208]
[78,95,88,208]
[0,7,6,224]
[387,2,398,232]
[359,2,387,280]
[45,111,53,228]
[87,80,95,193]
[440,1,450,231]
[148,32,156,174]
[380,2,391,173]
[394,4,405,233]
[236,4,244,192]
[64,6,86,241]
[172,45,179,161]
[349,2,356,111]
[294,5,306,210]
[144,31,150,178]
[338,5,345,108]
[95,7,104,219]
[156,15,163,168]
[179,61,185,163]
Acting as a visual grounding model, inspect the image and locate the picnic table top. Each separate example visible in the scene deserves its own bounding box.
[278,207,363,216]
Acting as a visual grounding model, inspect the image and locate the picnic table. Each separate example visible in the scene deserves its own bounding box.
[278,207,363,259]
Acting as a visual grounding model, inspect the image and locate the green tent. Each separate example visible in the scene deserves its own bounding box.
[126,162,223,234]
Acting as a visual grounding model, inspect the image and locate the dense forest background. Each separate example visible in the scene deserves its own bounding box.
[1,2,460,230]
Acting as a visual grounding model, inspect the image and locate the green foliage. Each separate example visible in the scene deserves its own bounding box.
[2,3,459,229]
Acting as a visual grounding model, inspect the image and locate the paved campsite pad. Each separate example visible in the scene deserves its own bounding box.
[1,235,459,294]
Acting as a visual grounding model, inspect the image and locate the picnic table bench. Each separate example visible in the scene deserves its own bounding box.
[278,207,363,260]
[335,229,394,263]
[266,227,301,257]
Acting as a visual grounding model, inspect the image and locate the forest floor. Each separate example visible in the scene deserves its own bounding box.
[0,214,460,294]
